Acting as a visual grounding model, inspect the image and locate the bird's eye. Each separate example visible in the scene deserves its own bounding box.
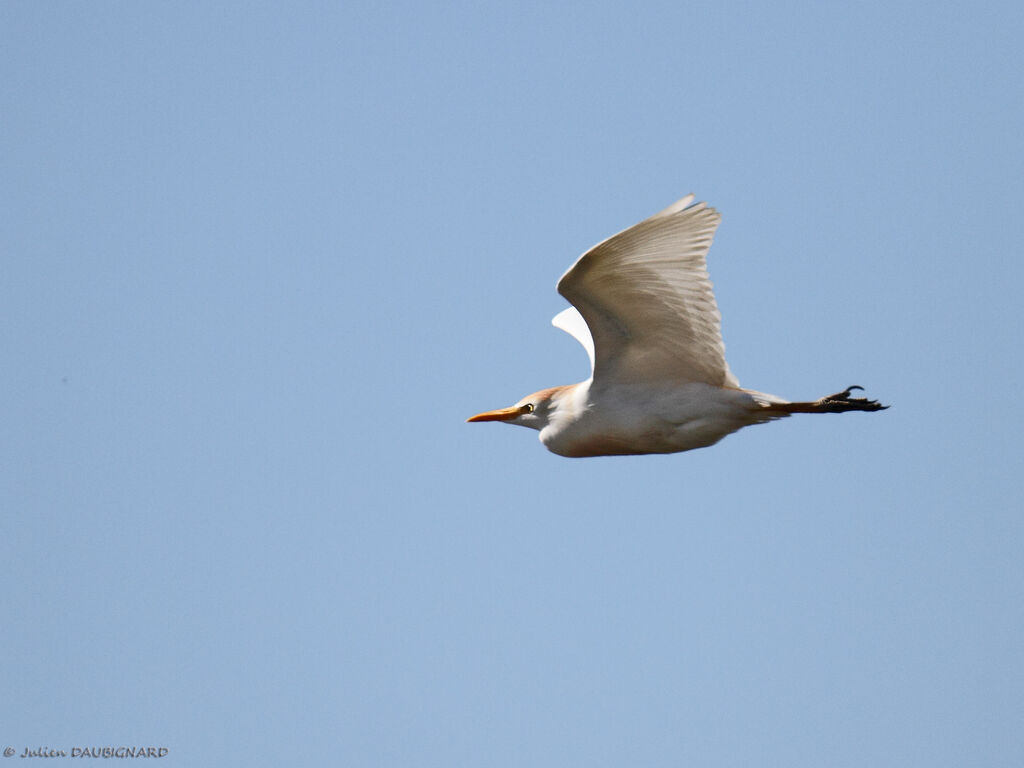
[522,403,535,413]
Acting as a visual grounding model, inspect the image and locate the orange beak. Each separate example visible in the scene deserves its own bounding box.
[466,405,526,423]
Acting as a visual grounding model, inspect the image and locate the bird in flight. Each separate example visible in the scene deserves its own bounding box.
[468,194,888,457]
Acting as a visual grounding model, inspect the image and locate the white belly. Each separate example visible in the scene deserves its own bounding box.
[540,381,775,457]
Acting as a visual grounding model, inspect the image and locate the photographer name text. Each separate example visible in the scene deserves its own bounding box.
[5,746,168,759]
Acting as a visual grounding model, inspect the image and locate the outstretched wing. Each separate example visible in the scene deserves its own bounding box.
[556,195,738,388]
[551,306,595,376]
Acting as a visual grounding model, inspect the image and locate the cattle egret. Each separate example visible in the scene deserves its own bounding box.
[468,194,888,457]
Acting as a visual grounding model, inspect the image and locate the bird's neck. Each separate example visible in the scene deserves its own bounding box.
[548,380,591,421]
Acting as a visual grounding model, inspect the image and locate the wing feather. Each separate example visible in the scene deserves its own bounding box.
[551,307,595,375]
[556,195,738,388]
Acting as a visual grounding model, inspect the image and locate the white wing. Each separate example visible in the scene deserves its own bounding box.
[556,194,739,388]
[552,306,595,375]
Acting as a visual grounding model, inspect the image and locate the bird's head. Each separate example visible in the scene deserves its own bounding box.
[466,385,572,432]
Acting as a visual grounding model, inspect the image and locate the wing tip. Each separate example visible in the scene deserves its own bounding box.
[650,194,697,220]
[551,306,596,374]
[649,193,722,224]
[550,306,572,328]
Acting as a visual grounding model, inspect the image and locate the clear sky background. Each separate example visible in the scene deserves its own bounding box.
[2,2,1022,766]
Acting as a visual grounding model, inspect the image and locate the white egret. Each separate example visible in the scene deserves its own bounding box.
[468,194,887,457]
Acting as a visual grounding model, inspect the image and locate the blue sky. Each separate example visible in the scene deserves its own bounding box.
[2,2,1022,766]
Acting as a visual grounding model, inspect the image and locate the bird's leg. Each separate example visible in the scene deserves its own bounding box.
[765,385,889,414]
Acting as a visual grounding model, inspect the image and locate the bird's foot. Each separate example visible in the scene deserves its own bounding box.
[815,385,889,412]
